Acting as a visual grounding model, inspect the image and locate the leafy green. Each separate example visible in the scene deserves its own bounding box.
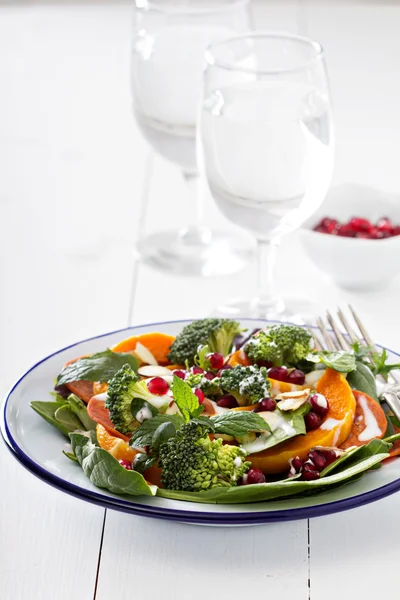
[305,351,356,373]
[172,375,204,422]
[320,438,391,477]
[132,453,157,474]
[70,433,156,497]
[130,414,184,448]
[54,405,83,432]
[351,342,400,378]
[211,411,270,438]
[152,422,178,452]
[57,349,139,386]
[347,361,378,400]
[31,401,71,436]
[62,450,79,463]
[67,394,97,431]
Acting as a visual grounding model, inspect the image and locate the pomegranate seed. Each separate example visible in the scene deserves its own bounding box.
[194,388,205,404]
[172,369,186,380]
[308,450,327,471]
[119,459,132,470]
[319,449,337,466]
[309,393,329,417]
[217,364,232,377]
[253,397,276,412]
[301,467,320,481]
[291,457,303,472]
[217,394,238,409]
[207,352,224,370]
[337,224,356,237]
[315,217,338,233]
[268,366,288,382]
[304,412,322,431]
[256,360,273,368]
[392,226,400,236]
[348,217,372,232]
[287,369,306,385]
[204,371,216,380]
[147,377,169,396]
[377,217,393,234]
[192,366,204,374]
[315,225,327,233]
[246,468,266,484]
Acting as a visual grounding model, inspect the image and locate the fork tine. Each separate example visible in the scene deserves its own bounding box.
[326,310,350,350]
[337,308,359,345]
[316,317,337,351]
[308,327,323,351]
[348,305,378,352]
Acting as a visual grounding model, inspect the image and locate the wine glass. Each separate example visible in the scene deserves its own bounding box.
[131,0,254,277]
[199,32,334,318]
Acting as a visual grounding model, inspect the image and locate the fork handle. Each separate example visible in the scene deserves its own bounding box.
[381,391,400,424]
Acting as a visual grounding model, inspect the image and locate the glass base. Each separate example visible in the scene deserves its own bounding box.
[212,296,319,325]
[135,228,254,277]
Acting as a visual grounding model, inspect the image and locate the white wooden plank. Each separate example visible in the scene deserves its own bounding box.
[96,515,309,600]
[0,3,149,599]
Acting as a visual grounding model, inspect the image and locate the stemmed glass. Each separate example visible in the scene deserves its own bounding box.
[131,0,253,277]
[199,32,334,317]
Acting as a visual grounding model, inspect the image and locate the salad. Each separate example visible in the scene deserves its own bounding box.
[31,320,400,504]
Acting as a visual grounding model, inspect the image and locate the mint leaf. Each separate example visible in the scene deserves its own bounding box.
[211,411,270,437]
[70,433,156,496]
[57,349,139,385]
[130,414,184,449]
[351,342,400,378]
[172,375,204,422]
[305,351,356,373]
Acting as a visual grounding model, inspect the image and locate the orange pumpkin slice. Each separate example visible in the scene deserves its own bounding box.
[248,368,356,474]
[111,332,176,365]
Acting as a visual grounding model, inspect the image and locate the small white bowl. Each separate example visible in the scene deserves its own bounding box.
[301,183,400,291]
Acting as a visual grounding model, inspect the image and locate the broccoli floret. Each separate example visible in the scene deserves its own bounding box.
[218,365,270,406]
[158,421,250,491]
[245,325,312,367]
[167,319,243,366]
[185,372,222,398]
[105,364,168,434]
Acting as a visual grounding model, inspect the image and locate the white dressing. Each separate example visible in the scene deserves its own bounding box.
[320,418,342,431]
[135,405,153,423]
[358,395,383,441]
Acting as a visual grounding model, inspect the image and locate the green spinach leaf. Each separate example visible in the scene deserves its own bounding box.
[347,361,378,399]
[57,349,139,386]
[130,414,184,448]
[30,401,70,436]
[132,453,157,474]
[211,411,270,437]
[70,433,156,496]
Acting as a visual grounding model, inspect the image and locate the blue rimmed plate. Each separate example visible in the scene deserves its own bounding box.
[2,319,400,526]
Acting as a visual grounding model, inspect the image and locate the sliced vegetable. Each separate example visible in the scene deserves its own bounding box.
[87,396,130,442]
[65,380,95,404]
[96,423,138,462]
[340,390,387,449]
[112,333,176,365]
[248,369,356,474]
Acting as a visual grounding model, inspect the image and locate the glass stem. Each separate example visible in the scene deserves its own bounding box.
[179,171,211,246]
[255,239,282,318]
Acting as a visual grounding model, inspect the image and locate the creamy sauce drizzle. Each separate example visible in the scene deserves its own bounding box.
[358,395,382,441]
[320,418,342,431]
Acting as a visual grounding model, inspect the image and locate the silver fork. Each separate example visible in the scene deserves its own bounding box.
[311,305,400,423]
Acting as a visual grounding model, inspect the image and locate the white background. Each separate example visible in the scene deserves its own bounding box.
[1,1,400,598]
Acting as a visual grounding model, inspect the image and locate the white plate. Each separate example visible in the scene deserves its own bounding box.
[2,319,400,526]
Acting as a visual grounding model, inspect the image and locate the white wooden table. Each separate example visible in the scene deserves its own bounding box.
[1,1,400,598]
